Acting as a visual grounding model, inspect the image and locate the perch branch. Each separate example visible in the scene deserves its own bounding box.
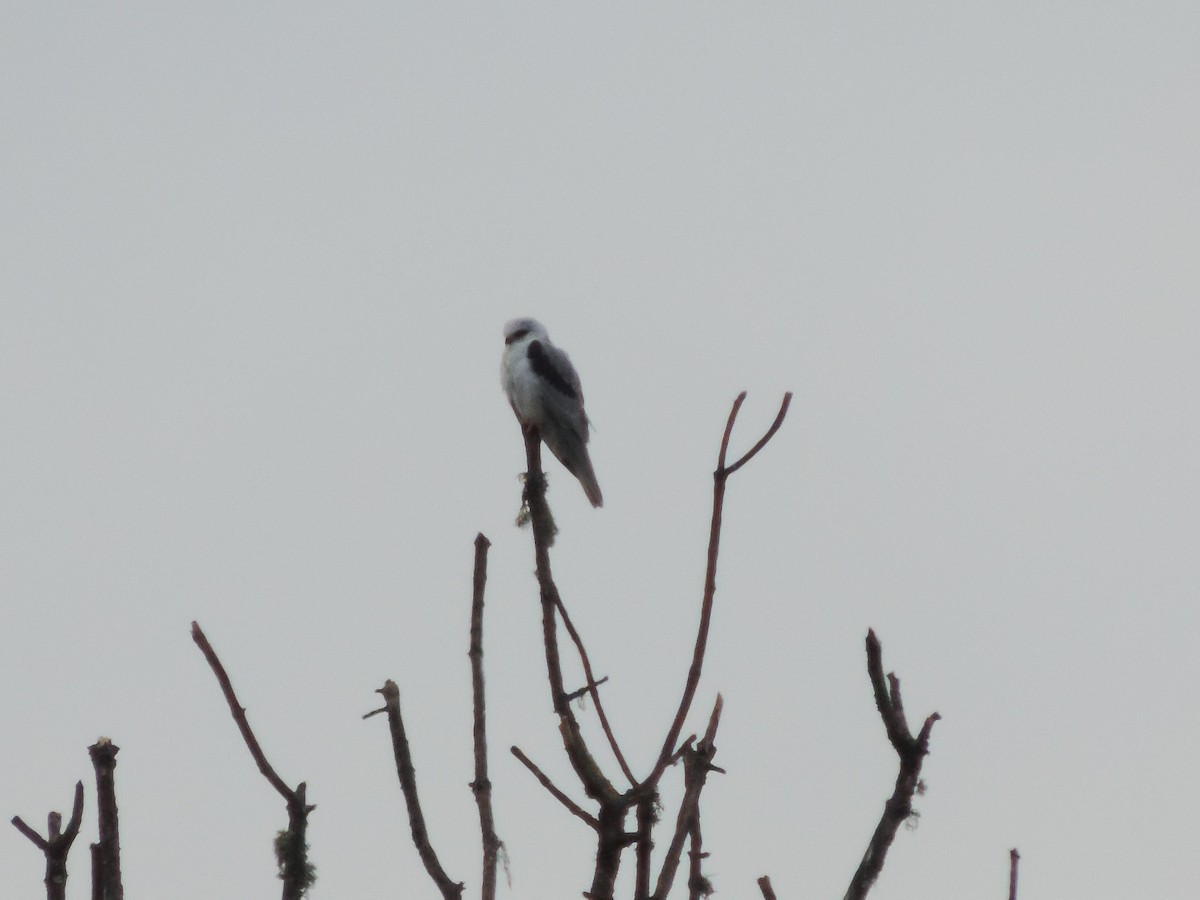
[1009,848,1020,900]
[843,630,941,900]
[757,875,778,900]
[523,427,633,900]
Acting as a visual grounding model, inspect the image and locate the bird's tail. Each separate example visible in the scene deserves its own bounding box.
[573,455,604,508]
[546,434,603,507]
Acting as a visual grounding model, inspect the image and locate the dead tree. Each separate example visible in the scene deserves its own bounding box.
[511,391,790,900]
[10,781,85,900]
[192,621,316,899]
[373,390,943,899]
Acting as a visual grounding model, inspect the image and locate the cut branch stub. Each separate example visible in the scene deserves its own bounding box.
[88,738,124,900]
[371,680,464,900]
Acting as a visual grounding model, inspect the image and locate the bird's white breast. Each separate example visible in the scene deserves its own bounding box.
[502,341,544,426]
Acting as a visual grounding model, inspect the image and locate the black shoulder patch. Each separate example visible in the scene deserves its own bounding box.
[528,341,578,400]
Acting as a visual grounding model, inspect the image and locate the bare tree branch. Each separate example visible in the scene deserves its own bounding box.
[10,781,85,900]
[469,533,501,900]
[518,395,790,900]
[686,817,710,900]
[510,746,598,829]
[90,843,101,900]
[191,622,316,899]
[651,696,723,900]
[757,875,778,900]
[843,630,941,900]
[521,428,631,900]
[1009,848,1020,900]
[368,680,464,900]
[553,594,636,786]
[88,739,123,900]
[648,392,792,788]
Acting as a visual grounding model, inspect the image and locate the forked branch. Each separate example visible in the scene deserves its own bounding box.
[11,781,85,900]
[843,630,940,900]
[649,392,791,787]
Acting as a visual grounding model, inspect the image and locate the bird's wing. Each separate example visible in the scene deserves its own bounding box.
[527,340,589,441]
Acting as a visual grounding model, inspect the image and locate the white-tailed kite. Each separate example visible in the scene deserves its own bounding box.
[501,318,603,508]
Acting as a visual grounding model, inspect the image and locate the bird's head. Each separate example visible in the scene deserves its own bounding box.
[503,317,549,348]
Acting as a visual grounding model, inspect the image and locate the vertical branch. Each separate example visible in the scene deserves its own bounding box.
[686,816,710,900]
[522,428,618,803]
[469,533,501,900]
[88,739,123,900]
[757,876,778,900]
[648,393,791,788]
[366,681,464,900]
[632,795,656,900]
[1008,848,1020,900]
[10,781,85,900]
[191,622,316,899]
[651,696,723,900]
[843,630,940,900]
[90,844,101,900]
[522,428,628,900]
[277,783,316,900]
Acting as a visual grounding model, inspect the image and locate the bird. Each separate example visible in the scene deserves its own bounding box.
[501,317,603,507]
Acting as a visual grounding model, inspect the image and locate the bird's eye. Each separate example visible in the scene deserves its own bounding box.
[505,328,530,345]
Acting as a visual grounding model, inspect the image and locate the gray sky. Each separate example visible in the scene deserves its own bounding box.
[2,4,1198,898]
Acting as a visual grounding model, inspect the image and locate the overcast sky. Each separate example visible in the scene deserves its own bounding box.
[2,4,1198,899]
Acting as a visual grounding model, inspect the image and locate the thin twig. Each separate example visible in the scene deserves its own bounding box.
[843,630,940,900]
[510,746,599,829]
[10,781,85,900]
[469,533,501,900]
[1008,848,1020,900]
[371,680,464,900]
[191,622,293,800]
[564,675,610,703]
[648,393,791,787]
[723,393,793,476]
[554,595,636,785]
[757,875,778,900]
[191,622,316,900]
